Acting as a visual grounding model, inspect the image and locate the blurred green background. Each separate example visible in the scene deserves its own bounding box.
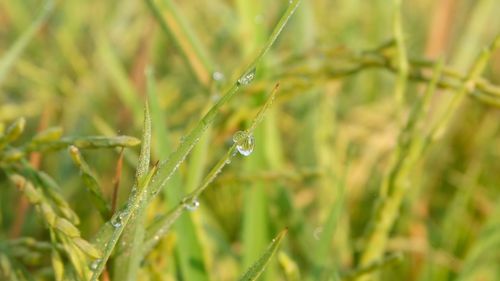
[1,0,500,280]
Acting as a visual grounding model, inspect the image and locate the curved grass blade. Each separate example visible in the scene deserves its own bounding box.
[344,253,403,281]
[238,229,288,281]
[68,146,111,220]
[146,0,215,87]
[89,1,300,277]
[113,103,151,281]
[27,135,140,151]
[142,84,280,254]
[0,0,54,87]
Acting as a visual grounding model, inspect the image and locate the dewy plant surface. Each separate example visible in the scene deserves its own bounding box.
[1,0,500,281]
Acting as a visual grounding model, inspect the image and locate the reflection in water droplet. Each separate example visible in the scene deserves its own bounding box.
[237,68,256,86]
[232,131,255,156]
[185,198,200,212]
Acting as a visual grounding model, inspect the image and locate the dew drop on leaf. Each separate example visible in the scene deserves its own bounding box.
[185,198,200,212]
[232,131,255,156]
[237,68,256,86]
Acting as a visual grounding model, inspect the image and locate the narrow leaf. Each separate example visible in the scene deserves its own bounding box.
[238,229,288,281]
[89,2,300,278]
[0,0,54,87]
[113,103,151,281]
[68,146,111,220]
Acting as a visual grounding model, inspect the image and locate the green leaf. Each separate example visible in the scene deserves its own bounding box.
[68,146,111,220]
[238,229,288,281]
[0,0,54,87]
[89,2,300,278]
[113,103,151,281]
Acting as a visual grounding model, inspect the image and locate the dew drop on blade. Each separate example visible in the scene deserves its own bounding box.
[185,198,200,212]
[232,130,255,156]
[90,259,101,271]
[111,212,122,228]
[237,68,256,86]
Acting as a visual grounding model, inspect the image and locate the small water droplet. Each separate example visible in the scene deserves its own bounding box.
[232,131,255,156]
[90,259,101,271]
[237,68,256,86]
[111,211,126,228]
[313,226,323,241]
[184,198,200,212]
[212,71,225,81]
[225,159,231,164]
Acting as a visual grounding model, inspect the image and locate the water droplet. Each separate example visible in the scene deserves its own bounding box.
[110,211,126,228]
[212,71,225,81]
[184,198,200,212]
[313,226,323,241]
[225,159,231,164]
[90,259,101,271]
[237,68,256,86]
[232,131,255,156]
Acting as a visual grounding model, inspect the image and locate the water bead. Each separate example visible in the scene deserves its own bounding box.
[237,68,256,86]
[232,131,255,156]
[185,198,200,212]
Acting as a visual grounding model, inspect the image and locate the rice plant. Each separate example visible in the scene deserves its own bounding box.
[1,0,500,281]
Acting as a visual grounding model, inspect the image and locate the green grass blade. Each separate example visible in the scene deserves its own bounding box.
[0,117,26,151]
[344,253,404,281]
[392,0,408,105]
[142,84,279,254]
[0,0,54,87]
[145,0,215,87]
[68,146,111,220]
[147,0,301,201]
[29,135,141,151]
[89,3,299,278]
[113,103,151,281]
[96,36,143,126]
[238,229,288,281]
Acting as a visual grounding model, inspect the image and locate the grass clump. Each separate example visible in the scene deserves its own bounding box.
[1,0,500,281]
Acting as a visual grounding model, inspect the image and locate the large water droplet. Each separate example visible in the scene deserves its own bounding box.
[237,68,256,86]
[184,198,200,212]
[90,259,101,271]
[232,131,255,156]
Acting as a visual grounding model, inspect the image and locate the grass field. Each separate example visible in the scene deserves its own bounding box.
[1,0,500,280]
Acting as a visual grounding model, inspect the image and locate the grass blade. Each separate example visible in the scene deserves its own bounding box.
[238,229,288,281]
[68,146,111,220]
[142,84,280,254]
[146,0,215,87]
[89,2,299,277]
[113,103,151,281]
[0,0,54,87]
